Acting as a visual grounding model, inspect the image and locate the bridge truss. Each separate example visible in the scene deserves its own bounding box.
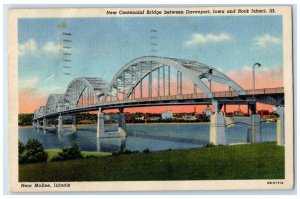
[34,56,284,119]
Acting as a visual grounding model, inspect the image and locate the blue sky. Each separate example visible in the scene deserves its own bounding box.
[18,16,283,97]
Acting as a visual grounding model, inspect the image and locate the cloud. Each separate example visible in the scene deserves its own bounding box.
[226,65,283,90]
[184,33,231,47]
[253,34,281,48]
[19,38,66,57]
[42,42,63,54]
[19,38,37,56]
[19,76,39,94]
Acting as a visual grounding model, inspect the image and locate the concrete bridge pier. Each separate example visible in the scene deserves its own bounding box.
[249,102,262,143]
[276,106,285,146]
[209,112,226,145]
[118,108,126,137]
[57,115,64,133]
[32,121,36,128]
[251,114,261,143]
[71,115,77,133]
[96,138,101,152]
[43,117,47,130]
[247,128,252,143]
[209,100,226,145]
[37,120,40,129]
[97,108,105,138]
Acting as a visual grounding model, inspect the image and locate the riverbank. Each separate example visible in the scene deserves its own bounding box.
[19,142,284,181]
[45,149,111,161]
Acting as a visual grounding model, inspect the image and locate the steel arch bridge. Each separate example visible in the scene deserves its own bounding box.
[34,56,284,119]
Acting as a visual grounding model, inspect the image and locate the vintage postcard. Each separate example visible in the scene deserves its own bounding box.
[8,6,294,192]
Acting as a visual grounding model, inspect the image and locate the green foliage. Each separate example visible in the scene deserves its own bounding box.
[19,139,48,164]
[51,143,83,161]
[46,149,111,161]
[18,114,34,126]
[76,113,97,124]
[206,142,216,147]
[19,143,284,181]
[142,148,150,153]
[112,148,139,156]
[18,141,26,163]
[19,141,25,154]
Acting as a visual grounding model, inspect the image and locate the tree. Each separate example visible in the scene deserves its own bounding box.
[18,141,26,163]
[18,114,34,126]
[20,139,48,164]
[51,143,82,161]
[19,141,25,154]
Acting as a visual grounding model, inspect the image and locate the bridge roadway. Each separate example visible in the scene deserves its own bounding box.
[31,56,285,146]
[34,87,284,120]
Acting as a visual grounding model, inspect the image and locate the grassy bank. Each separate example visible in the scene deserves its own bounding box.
[19,142,284,181]
[45,149,111,162]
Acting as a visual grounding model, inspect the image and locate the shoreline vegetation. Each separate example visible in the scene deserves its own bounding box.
[18,112,277,127]
[19,142,284,181]
[18,112,211,126]
[18,122,211,128]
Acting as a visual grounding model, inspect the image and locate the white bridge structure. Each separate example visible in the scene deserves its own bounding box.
[33,56,285,146]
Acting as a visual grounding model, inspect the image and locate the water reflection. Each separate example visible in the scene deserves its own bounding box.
[19,123,277,153]
[96,137,126,152]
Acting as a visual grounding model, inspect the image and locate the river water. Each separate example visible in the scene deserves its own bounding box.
[19,123,277,153]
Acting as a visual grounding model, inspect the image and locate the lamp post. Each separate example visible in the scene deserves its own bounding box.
[252,63,261,97]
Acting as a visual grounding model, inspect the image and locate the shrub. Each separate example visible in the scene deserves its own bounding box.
[143,149,150,153]
[19,141,25,154]
[112,148,139,156]
[206,142,216,147]
[51,143,82,161]
[18,141,26,164]
[19,139,48,164]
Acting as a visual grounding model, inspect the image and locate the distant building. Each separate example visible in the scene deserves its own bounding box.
[161,111,173,119]
[182,115,197,121]
[150,117,160,121]
[136,116,144,120]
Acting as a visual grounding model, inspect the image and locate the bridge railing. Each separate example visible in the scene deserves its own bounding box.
[34,87,284,119]
[101,87,284,105]
[245,87,284,95]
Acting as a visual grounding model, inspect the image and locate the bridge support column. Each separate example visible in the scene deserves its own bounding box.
[212,100,223,113]
[209,112,226,145]
[251,114,261,143]
[249,103,257,114]
[96,138,101,152]
[37,120,40,129]
[57,115,64,133]
[97,108,105,138]
[118,108,126,137]
[43,118,47,130]
[71,115,77,133]
[276,106,285,146]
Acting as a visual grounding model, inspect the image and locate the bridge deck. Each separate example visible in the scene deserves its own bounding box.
[34,87,284,120]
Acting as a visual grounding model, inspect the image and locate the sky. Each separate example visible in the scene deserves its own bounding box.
[18,16,283,113]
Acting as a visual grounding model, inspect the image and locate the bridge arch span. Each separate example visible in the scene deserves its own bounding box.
[45,94,64,114]
[63,77,108,109]
[103,56,246,102]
